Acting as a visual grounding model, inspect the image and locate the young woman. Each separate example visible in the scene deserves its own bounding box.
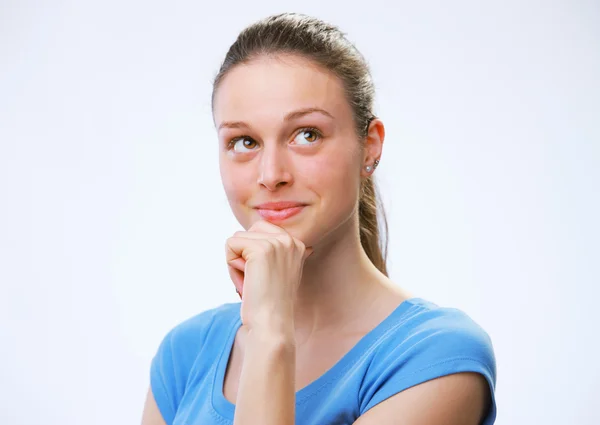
[141,12,497,425]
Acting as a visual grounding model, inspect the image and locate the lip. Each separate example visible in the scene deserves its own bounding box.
[256,206,305,222]
[254,201,307,210]
[254,201,308,222]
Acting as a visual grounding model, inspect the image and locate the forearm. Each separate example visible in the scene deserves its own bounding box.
[233,327,296,425]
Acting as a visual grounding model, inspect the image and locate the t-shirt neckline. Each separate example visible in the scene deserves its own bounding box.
[210,297,425,421]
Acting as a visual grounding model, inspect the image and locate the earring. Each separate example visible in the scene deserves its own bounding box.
[365,158,380,173]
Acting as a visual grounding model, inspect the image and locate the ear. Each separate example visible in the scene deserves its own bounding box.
[361,117,385,177]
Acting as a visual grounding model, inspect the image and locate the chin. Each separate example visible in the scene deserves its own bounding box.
[235,206,328,248]
[263,218,318,248]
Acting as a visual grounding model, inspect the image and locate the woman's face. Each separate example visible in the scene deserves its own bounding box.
[213,55,371,247]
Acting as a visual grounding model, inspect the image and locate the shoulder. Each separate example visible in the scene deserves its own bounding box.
[149,302,241,424]
[160,302,240,346]
[154,302,241,366]
[359,298,496,421]
[370,298,495,369]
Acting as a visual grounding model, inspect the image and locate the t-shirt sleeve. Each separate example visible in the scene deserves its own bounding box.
[359,309,497,424]
[150,309,217,425]
[150,330,179,424]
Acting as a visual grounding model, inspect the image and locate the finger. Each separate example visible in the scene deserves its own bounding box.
[233,231,313,260]
[228,257,246,272]
[248,219,288,234]
[246,223,313,255]
[231,232,300,255]
[225,243,247,296]
[225,236,271,263]
[233,231,281,239]
[228,263,244,296]
[225,237,272,300]
[232,231,295,245]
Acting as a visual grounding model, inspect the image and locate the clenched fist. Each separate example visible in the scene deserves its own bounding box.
[225,220,313,333]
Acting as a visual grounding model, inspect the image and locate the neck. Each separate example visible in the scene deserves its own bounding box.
[292,212,398,342]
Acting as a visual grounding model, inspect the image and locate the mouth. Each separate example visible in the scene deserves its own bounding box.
[256,204,306,222]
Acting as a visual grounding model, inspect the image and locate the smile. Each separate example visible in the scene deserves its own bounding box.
[256,206,305,222]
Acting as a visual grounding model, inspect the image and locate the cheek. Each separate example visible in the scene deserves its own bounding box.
[220,160,250,200]
[220,163,253,225]
[301,146,361,205]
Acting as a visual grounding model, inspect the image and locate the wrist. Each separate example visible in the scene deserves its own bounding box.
[247,325,296,349]
[251,305,295,337]
[243,327,296,373]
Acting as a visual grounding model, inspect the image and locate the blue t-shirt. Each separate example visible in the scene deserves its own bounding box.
[150,298,497,424]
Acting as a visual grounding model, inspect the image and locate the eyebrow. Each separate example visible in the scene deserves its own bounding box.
[217,107,334,131]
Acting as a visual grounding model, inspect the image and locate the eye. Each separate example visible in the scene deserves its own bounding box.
[293,128,322,145]
[228,136,257,152]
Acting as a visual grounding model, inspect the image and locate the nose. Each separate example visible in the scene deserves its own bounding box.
[257,143,293,191]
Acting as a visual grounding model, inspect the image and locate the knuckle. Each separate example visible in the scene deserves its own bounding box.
[258,239,275,254]
[281,234,294,248]
[266,240,279,252]
[294,238,305,250]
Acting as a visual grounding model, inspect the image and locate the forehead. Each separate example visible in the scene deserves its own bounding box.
[213,55,350,124]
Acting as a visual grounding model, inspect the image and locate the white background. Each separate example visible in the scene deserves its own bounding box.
[1,1,598,424]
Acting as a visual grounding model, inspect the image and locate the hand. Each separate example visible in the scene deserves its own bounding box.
[225,220,313,332]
